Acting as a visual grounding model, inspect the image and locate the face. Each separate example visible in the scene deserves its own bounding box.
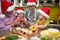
[5,11,13,17]
[17,13,24,19]
[38,13,46,20]
[28,5,36,12]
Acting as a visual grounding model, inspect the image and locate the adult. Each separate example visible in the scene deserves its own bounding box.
[0,0,16,36]
[26,0,38,25]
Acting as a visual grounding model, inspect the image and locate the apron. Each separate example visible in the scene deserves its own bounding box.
[26,9,38,24]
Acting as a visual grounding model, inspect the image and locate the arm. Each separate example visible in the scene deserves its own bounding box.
[23,18,30,26]
[11,19,20,27]
[0,19,10,31]
[0,19,6,28]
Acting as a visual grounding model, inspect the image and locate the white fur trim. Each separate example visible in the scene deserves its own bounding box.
[38,9,49,19]
[0,14,5,19]
[27,2,36,6]
[16,10,25,14]
[48,28,59,32]
[7,5,16,11]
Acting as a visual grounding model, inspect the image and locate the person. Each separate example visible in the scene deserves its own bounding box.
[0,0,16,32]
[26,0,38,25]
[35,7,50,29]
[12,7,29,28]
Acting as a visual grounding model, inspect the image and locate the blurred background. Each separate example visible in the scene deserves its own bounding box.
[0,0,59,6]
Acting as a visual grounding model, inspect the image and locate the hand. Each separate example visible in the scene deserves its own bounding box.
[20,24,24,28]
[37,25,46,29]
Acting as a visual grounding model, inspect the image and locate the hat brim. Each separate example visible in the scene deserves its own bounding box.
[38,9,49,19]
[7,5,16,11]
[27,2,36,6]
[16,10,25,14]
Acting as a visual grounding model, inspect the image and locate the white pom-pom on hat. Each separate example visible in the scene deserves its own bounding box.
[0,14,5,19]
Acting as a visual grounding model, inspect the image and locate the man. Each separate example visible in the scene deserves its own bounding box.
[26,0,38,25]
[0,0,16,37]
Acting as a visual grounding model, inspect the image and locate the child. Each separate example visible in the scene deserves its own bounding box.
[35,7,50,29]
[12,7,29,28]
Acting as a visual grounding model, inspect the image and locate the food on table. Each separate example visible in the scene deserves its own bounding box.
[15,35,23,39]
[40,30,49,37]
[12,27,33,38]
[16,27,21,31]
[17,38,26,40]
[0,35,25,40]
[29,26,37,31]
[58,32,60,37]
[0,27,60,40]
[40,28,60,37]
[0,36,6,40]
[29,25,39,36]
[25,29,28,32]
[40,37,47,40]
[48,28,59,37]
[30,36,40,40]
[6,35,18,40]
[28,30,32,35]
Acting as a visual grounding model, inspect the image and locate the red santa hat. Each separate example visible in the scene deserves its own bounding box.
[1,0,13,14]
[27,0,37,6]
[0,0,16,19]
[16,7,25,14]
[38,7,50,19]
[6,4,16,11]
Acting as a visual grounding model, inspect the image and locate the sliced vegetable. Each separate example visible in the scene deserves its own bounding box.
[6,35,18,40]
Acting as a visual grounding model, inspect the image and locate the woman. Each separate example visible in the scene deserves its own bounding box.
[26,0,38,25]
[0,0,16,37]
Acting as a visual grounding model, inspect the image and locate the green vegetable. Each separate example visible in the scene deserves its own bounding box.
[6,35,18,40]
[11,35,18,39]
[40,37,47,40]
